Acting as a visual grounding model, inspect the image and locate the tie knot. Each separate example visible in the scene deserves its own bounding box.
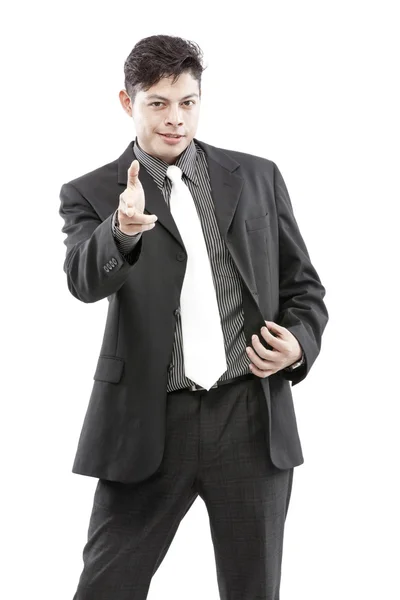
[166,165,183,184]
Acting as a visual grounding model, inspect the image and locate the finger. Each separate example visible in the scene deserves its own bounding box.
[120,206,158,224]
[247,341,277,369]
[120,198,137,218]
[127,160,140,188]
[118,221,156,234]
[120,197,157,222]
[248,363,273,378]
[246,346,267,369]
[259,325,284,350]
[122,221,158,233]
[249,334,270,359]
[264,321,287,337]
[142,222,156,231]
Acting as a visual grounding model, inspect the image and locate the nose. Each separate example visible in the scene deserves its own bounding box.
[165,106,184,127]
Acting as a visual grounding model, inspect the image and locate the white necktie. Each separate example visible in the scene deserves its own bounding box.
[166,165,227,390]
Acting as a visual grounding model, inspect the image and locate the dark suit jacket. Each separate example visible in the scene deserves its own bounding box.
[59,137,329,483]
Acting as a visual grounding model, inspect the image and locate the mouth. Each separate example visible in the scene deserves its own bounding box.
[158,133,184,139]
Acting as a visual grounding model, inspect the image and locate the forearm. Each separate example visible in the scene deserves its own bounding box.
[60,183,143,303]
[273,162,329,385]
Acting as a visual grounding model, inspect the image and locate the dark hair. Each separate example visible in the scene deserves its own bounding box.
[124,35,206,103]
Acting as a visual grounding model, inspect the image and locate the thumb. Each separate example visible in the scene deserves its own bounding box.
[127,159,140,188]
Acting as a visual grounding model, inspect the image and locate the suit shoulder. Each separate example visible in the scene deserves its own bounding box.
[62,157,118,194]
[220,145,275,167]
[197,139,276,174]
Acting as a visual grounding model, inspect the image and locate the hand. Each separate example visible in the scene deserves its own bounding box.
[246,320,303,378]
[118,160,158,235]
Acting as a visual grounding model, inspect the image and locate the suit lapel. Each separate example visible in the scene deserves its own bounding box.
[117,138,257,296]
[198,140,258,296]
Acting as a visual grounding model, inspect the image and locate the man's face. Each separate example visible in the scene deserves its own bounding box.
[120,72,201,165]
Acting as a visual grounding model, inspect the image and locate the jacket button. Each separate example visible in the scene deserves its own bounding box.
[176,252,186,261]
[174,308,180,316]
[168,363,174,371]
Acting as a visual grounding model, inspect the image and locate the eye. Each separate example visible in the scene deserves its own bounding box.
[149,100,195,107]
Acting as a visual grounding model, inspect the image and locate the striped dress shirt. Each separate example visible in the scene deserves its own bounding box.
[112,138,304,390]
[112,136,254,392]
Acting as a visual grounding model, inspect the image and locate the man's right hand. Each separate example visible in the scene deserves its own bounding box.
[117,159,158,235]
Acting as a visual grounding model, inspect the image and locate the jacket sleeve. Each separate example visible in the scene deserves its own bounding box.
[273,162,329,386]
[59,181,143,303]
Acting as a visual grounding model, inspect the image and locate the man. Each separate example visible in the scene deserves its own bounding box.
[59,34,328,600]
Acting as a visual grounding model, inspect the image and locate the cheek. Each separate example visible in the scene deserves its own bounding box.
[136,112,154,129]
[189,111,200,126]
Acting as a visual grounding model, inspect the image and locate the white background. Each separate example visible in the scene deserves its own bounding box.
[1,1,399,598]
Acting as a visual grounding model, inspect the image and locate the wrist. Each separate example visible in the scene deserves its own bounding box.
[285,351,305,371]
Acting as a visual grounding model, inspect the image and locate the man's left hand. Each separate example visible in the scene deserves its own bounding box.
[246,320,303,378]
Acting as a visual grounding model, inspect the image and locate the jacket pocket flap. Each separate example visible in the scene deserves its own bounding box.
[245,213,269,231]
[93,355,124,383]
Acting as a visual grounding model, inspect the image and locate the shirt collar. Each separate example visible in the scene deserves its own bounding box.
[133,136,199,188]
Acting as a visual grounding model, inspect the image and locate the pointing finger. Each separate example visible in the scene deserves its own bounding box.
[127,159,140,188]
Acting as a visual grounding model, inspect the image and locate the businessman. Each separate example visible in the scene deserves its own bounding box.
[59,34,328,600]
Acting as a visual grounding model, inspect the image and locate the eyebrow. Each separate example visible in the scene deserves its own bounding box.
[146,93,199,101]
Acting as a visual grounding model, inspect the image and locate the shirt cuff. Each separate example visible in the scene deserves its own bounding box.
[112,209,142,253]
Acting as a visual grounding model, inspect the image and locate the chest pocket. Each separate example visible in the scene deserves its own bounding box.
[245,213,272,310]
[245,213,269,232]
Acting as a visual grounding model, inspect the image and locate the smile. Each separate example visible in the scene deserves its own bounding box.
[158,134,184,144]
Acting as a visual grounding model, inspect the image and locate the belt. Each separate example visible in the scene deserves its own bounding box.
[181,372,255,392]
